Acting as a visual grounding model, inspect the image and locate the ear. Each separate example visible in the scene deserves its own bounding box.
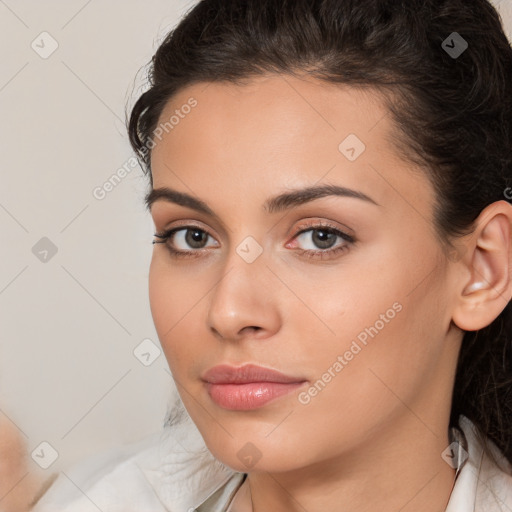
[451,200,512,331]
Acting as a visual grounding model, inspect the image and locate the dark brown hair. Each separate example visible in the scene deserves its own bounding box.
[127,0,512,466]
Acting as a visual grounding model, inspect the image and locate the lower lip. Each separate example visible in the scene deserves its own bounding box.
[205,381,306,410]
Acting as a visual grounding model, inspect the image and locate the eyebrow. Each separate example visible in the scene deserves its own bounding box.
[145,183,380,216]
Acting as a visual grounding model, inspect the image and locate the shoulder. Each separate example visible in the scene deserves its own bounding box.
[472,421,512,512]
[31,431,172,512]
[31,422,239,512]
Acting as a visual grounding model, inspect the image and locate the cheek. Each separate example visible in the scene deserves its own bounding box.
[148,254,220,382]
[299,247,440,388]
[287,300,433,460]
[148,256,194,369]
[148,253,204,328]
[305,266,446,423]
[148,255,169,333]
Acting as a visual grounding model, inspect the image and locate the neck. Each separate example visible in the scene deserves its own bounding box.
[245,413,457,512]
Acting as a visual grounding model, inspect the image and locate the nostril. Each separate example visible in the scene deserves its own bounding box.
[241,326,261,335]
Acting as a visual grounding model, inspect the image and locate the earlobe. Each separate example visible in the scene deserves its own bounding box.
[452,200,512,332]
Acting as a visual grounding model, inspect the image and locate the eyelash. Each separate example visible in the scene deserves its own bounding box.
[152,221,355,261]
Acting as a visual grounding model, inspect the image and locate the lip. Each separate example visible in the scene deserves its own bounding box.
[202,364,307,410]
[202,363,305,384]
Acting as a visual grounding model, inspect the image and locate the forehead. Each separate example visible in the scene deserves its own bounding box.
[149,73,432,217]
[153,73,391,151]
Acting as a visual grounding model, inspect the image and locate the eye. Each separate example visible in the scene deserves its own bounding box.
[153,225,218,258]
[153,220,355,261]
[286,221,355,260]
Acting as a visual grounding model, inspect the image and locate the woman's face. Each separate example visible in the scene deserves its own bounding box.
[148,74,462,473]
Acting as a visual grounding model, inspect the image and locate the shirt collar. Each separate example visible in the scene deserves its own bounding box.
[139,413,243,511]
[448,417,469,479]
[446,414,512,512]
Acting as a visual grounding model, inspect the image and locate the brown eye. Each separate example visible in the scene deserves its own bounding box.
[287,221,356,261]
[153,225,219,258]
[294,227,352,251]
[300,229,339,249]
[183,228,209,249]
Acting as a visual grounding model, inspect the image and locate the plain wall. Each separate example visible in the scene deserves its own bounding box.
[0,0,196,477]
[0,0,511,480]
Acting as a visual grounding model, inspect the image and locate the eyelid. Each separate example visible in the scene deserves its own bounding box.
[151,207,230,239]
[291,218,354,238]
[155,219,220,239]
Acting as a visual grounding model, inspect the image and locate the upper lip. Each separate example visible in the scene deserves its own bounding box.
[202,364,306,384]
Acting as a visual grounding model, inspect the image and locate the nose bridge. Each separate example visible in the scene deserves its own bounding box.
[207,231,274,337]
[212,232,267,307]
[219,217,268,282]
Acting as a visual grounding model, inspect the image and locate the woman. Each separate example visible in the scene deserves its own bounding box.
[32,0,512,510]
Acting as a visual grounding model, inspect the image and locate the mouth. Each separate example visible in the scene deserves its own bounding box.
[201,363,307,410]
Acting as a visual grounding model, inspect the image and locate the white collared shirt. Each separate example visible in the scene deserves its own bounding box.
[31,414,512,512]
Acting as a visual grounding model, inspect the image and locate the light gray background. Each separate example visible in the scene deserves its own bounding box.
[0,0,511,479]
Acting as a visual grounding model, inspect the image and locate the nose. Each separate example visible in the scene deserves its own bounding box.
[206,245,281,342]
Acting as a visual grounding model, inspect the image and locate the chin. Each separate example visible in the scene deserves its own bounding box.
[199,430,309,474]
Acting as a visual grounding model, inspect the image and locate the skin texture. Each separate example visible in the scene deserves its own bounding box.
[148,73,512,512]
